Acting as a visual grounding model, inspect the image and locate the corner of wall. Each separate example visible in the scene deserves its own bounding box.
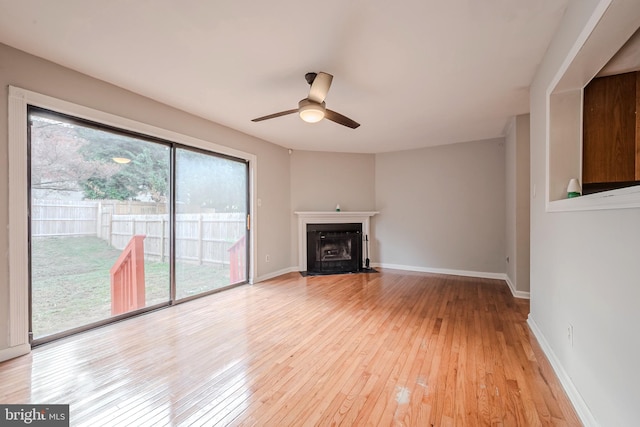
[505,114,531,295]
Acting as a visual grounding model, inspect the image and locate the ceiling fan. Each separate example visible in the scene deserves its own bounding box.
[251,72,360,129]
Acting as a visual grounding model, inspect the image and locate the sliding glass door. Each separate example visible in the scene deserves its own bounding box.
[29,109,171,340]
[28,108,249,343]
[174,148,248,300]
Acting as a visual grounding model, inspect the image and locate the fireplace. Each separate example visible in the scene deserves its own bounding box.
[295,211,378,272]
[306,223,362,274]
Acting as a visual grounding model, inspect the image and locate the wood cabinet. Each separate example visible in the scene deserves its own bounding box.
[582,71,640,192]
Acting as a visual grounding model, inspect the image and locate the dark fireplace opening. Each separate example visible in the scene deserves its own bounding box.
[306,223,362,275]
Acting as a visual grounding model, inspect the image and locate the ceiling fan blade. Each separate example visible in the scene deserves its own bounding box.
[308,72,333,103]
[325,109,360,129]
[251,109,298,122]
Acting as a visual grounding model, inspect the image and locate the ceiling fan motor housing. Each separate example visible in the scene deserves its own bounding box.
[298,99,326,123]
[305,72,317,85]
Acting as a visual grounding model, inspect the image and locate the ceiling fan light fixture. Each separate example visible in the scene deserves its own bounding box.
[298,100,326,123]
[299,107,324,123]
[251,74,358,128]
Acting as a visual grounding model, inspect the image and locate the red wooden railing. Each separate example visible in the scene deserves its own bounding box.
[110,235,146,315]
[228,235,246,284]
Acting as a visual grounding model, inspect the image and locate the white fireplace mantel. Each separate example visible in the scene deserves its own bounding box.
[295,211,379,271]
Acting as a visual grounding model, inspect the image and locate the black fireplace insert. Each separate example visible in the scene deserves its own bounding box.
[306,223,362,275]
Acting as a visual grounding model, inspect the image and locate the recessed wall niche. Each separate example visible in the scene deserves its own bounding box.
[547,0,640,209]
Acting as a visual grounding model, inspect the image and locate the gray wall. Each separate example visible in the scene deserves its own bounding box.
[374,138,506,275]
[289,150,376,266]
[290,150,376,212]
[0,43,291,353]
[505,114,530,293]
[530,0,640,424]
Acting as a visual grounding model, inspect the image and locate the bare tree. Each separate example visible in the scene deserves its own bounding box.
[30,116,117,194]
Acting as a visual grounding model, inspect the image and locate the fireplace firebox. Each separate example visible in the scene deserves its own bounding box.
[306,223,362,275]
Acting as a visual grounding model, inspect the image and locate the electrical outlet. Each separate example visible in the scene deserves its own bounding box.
[265,254,270,263]
[567,323,574,347]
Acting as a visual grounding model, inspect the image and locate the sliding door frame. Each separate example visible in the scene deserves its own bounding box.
[8,86,257,355]
[172,143,250,304]
[27,105,176,345]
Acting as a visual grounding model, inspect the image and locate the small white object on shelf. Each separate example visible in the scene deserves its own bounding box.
[567,178,582,198]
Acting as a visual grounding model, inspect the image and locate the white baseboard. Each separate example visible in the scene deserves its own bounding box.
[254,266,298,283]
[0,343,30,363]
[256,264,531,300]
[527,316,598,427]
[374,263,530,299]
[374,262,505,280]
[502,274,530,299]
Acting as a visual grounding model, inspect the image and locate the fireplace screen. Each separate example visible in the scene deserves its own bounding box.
[318,239,351,262]
[306,223,362,274]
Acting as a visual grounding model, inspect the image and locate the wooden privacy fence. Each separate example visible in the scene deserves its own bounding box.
[31,199,98,237]
[32,199,246,267]
[108,212,245,266]
[32,199,166,237]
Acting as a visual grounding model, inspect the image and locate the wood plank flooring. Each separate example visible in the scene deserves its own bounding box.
[0,269,581,426]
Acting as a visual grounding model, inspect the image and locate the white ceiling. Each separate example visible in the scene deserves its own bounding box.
[0,0,568,153]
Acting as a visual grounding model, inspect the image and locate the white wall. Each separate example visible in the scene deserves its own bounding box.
[505,115,530,294]
[374,138,506,276]
[289,150,376,266]
[0,43,291,357]
[529,0,640,425]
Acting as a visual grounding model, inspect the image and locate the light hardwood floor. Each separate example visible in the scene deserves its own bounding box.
[0,269,581,426]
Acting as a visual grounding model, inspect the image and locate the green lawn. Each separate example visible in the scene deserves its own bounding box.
[31,236,232,338]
